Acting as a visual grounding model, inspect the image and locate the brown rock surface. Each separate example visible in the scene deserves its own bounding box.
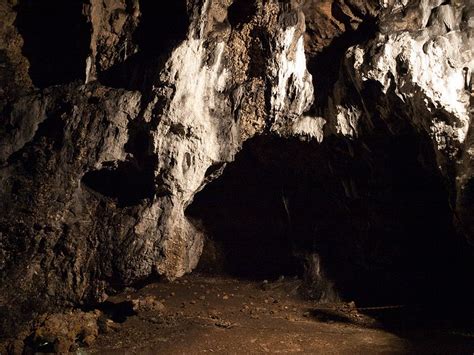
[0,0,473,343]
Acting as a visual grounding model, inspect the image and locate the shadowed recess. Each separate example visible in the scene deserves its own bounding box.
[305,11,378,110]
[187,133,474,307]
[82,161,155,207]
[14,0,90,88]
[228,0,257,28]
[98,0,189,90]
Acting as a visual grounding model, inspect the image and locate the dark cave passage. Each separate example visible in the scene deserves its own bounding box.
[188,140,303,280]
[14,0,90,88]
[186,133,474,306]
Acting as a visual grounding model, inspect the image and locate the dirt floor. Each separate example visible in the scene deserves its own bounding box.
[88,274,474,354]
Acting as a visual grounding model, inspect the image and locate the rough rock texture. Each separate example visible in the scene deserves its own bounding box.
[30,310,101,353]
[85,0,141,83]
[332,0,474,242]
[0,0,473,339]
[0,0,32,104]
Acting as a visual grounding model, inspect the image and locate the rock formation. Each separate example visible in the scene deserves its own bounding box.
[0,0,473,340]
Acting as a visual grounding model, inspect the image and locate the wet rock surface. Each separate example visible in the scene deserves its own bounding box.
[0,0,473,345]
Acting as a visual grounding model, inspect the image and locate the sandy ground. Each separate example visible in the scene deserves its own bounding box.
[88,274,474,354]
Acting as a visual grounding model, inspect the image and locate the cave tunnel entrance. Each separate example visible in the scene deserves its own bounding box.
[14,0,90,88]
[186,132,474,307]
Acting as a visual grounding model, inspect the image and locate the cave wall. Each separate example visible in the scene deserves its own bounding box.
[0,0,473,337]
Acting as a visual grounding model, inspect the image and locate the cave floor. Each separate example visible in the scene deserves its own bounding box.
[89,274,474,354]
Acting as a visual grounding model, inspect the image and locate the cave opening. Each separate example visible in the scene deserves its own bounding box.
[186,133,473,307]
[14,0,90,88]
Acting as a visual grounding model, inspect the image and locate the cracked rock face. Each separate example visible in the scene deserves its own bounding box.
[0,0,473,338]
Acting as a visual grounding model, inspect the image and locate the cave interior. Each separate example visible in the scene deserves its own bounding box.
[10,0,474,311]
[187,130,474,309]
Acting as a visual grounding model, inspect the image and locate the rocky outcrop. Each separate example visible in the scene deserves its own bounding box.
[0,0,473,339]
[0,83,142,338]
[330,0,474,243]
[85,0,141,83]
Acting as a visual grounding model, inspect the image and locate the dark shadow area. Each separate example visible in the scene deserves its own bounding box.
[361,305,474,354]
[310,308,359,324]
[82,160,155,207]
[246,27,271,79]
[81,113,157,207]
[96,301,137,324]
[23,334,56,354]
[228,0,257,28]
[6,102,72,169]
[134,0,188,55]
[186,132,474,309]
[307,303,474,353]
[187,139,304,280]
[97,54,159,93]
[306,14,378,110]
[361,304,474,332]
[14,0,90,88]
[98,0,189,91]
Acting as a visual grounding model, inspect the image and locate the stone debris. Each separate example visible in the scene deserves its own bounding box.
[131,296,166,314]
[32,310,101,353]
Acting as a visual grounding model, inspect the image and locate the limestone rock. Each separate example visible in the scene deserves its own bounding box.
[0,0,473,339]
[331,0,474,242]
